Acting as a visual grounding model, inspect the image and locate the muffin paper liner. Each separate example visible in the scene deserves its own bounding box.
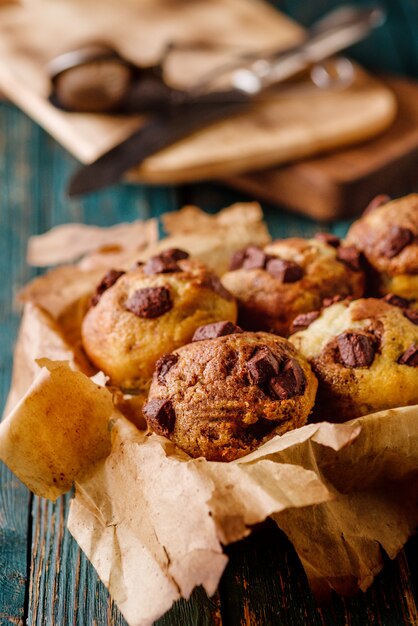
[1,205,417,625]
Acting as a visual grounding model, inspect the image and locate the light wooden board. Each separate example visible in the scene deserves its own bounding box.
[229,77,418,220]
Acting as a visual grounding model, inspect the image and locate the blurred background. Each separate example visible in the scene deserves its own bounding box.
[283,0,418,77]
[0,0,417,230]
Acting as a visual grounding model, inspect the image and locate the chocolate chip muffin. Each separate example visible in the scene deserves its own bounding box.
[346,194,418,299]
[290,297,418,422]
[81,249,237,391]
[221,237,365,336]
[143,321,318,462]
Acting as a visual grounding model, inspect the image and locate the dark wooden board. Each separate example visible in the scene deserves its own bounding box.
[229,77,418,220]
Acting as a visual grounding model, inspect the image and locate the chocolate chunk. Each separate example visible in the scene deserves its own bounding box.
[242,246,267,270]
[322,294,347,308]
[269,359,306,400]
[143,398,176,436]
[363,194,391,215]
[314,232,341,248]
[207,275,234,301]
[266,258,304,283]
[229,249,247,271]
[379,226,413,259]
[143,255,180,275]
[337,332,375,368]
[192,320,243,341]
[398,344,418,366]
[160,248,189,261]
[336,246,362,272]
[155,353,179,384]
[229,246,270,271]
[247,346,280,385]
[91,269,125,305]
[404,310,418,325]
[383,293,410,309]
[125,286,173,318]
[291,310,320,333]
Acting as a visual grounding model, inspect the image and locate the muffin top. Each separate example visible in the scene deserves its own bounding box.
[221,236,365,336]
[346,194,418,277]
[143,322,317,461]
[290,297,418,420]
[81,249,237,391]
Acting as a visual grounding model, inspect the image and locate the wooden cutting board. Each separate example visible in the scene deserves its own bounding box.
[228,77,418,221]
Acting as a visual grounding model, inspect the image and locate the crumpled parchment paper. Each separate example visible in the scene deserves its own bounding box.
[0,204,417,626]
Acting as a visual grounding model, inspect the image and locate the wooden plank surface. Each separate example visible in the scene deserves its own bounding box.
[0,103,38,626]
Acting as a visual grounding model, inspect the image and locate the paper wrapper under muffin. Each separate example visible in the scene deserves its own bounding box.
[1,205,418,626]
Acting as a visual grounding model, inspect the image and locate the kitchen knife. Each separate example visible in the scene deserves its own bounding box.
[68,90,251,196]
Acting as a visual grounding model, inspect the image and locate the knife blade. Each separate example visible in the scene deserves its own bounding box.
[68,90,251,196]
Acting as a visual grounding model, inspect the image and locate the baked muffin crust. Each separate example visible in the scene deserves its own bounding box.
[222,237,365,336]
[346,194,418,298]
[290,297,418,421]
[81,250,237,391]
[144,324,317,461]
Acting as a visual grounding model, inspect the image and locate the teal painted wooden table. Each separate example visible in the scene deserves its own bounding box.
[1,101,418,626]
[1,1,418,620]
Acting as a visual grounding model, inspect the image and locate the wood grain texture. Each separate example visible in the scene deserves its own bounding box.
[219,520,418,626]
[28,494,222,626]
[0,102,39,626]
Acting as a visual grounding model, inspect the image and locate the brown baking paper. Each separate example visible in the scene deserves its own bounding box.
[27,201,269,275]
[1,205,418,625]
[27,217,159,268]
